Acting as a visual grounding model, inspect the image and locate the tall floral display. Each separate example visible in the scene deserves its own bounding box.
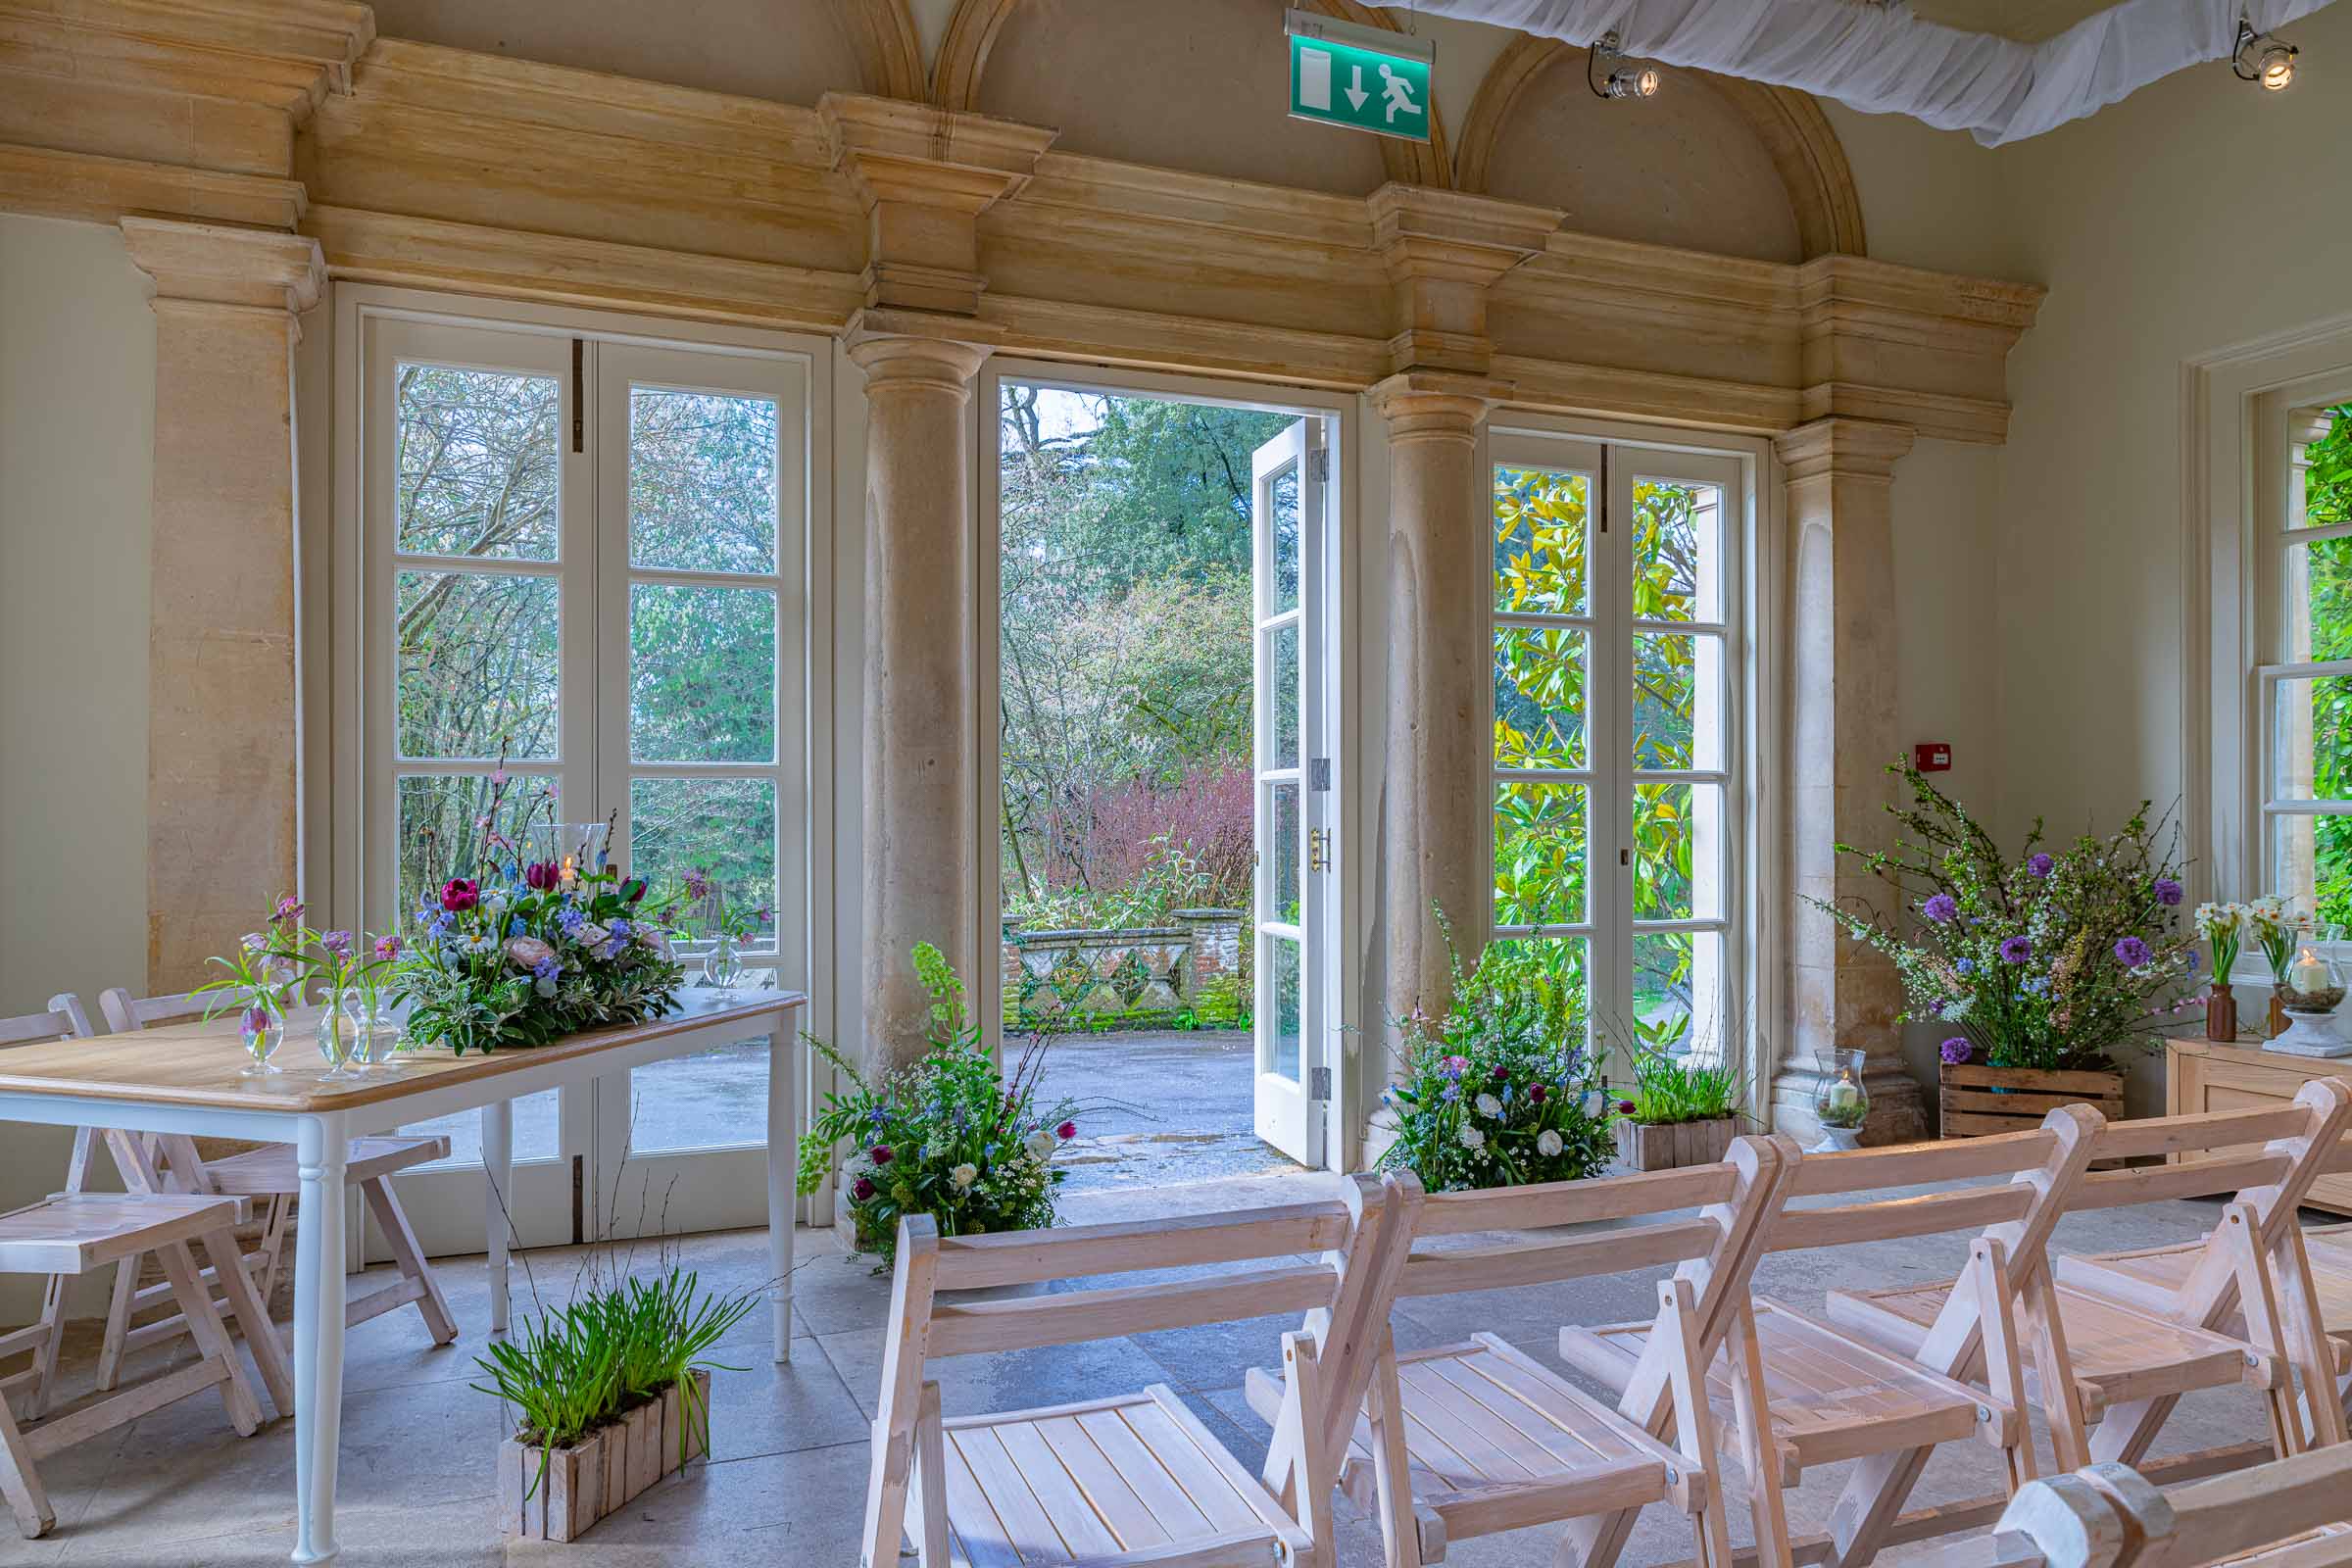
[394,771,685,1055]
[1817,763,2197,1074]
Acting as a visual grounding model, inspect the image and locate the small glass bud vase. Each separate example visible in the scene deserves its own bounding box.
[702,930,745,990]
[351,994,403,1071]
[2272,946,2352,1058]
[315,988,357,1081]
[1811,1048,1870,1152]
[238,992,285,1075]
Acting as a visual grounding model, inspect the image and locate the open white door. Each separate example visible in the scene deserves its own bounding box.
[1250,418,1331,1166]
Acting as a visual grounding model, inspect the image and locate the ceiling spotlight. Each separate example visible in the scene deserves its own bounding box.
[1589,30,1660,100]
[2232,16,2298,90]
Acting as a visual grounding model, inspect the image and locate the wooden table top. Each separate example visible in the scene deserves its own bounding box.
[0,988,808,1114]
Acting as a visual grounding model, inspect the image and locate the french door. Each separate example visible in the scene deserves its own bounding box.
[355,312,808,1256]
[1250,418,1334,1165]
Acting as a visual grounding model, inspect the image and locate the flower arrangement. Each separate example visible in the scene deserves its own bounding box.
[2245,896,2315,989]
[797,943,1080,1267]
[2195,901,2246,986]
[393,767,684,1055]
[196,898,406,1056]
[1377,911,1613,1193]
[1814,762,2198,1074]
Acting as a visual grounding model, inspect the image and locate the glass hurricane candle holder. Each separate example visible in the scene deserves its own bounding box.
[1811,1047,1870,1152]
[525,821,612,887]
[2272,946,2352,1058]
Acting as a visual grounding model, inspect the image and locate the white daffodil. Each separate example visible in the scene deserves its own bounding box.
[950,1163,978,1190]
[1537,1129,1564,1156]
[1475,1092,1502,1118]
[1457,1124,1486,1151]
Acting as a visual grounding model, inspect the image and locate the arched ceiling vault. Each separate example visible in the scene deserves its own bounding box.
[832,0,926,100]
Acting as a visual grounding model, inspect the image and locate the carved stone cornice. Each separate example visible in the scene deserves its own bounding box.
[1773,416,1917,480]
[0,145,306,229]
[1368,184,1560,378]
[819,92,1055,315]
[121,217,324,318]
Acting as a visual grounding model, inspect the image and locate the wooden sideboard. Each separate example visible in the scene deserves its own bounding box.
[2165,1034,2352,1216]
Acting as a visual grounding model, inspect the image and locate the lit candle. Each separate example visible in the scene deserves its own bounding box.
[2290,946,2333,997]
[1828,1074,1862,1112]
[561,854,576,885]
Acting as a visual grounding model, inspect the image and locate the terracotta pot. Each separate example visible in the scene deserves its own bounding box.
[2205,983,2238,1043]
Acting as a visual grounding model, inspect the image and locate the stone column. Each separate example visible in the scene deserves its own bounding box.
[1376,372,1497,1068]
[849,324,990,1075]
[119,218,323,992]
[1772,416,1925,1146]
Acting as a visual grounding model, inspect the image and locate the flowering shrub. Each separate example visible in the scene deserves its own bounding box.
[797,944,1080,1267]
[1816,763,2195,1073]
[1378,914,1613,1192]
[393,773,684,1054]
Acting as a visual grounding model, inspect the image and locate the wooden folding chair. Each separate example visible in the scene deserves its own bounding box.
[0,997,270,1539]
[1251,1136,1794,1568]
[1914,1445,2352,1568]
[1559,1110,2102,1568]
[90,987,456,1401]
[1826,1085,2352,1566]
[859,1171,1419,1568]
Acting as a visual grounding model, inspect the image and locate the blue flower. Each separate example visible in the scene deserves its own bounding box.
[1440,1084,1459,1102]
[556,906,587,935]
[1955,957,1976,975]
[2022,975,2050,996]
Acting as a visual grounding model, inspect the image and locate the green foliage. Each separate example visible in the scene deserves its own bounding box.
[1622,1046,1744,1125]
[798,945,1081,1267]
[1812,762,2195,1073]
[470,1267,757,1498]
[1183,971,1252,1031]
[1378,909,1612,1193]
[2292,409,2352,928]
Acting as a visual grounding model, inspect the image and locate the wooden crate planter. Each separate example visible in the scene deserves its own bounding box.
[497,1370,711,1544]
[1613,1116,1737,1172]
[1938,1062,2124,1143]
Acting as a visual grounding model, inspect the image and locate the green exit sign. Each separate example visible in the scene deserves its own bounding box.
[1286,9,1434,144]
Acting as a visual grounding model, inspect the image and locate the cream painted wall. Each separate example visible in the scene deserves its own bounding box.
[0,214,152,1019]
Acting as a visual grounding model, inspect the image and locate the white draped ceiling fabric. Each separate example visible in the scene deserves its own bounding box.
[1383,0,2331,143]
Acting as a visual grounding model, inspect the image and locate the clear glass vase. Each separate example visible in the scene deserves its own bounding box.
[524,821,612,887]
[315,987,357,1081]
[702,930,745,989]
[238,991,286,1075]
[350,993,404,1071]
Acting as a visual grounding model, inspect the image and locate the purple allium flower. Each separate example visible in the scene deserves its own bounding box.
[1999,936,2034,964]
[2154,877,2183,906]
[2027,853,2054,879]
[1939,1037,1973,1065]
[2114,936,2151,966]
[1922,893,1959,923]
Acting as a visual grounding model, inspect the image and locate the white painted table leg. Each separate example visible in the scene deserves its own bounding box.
[290,1112,349,1565]
[483,1098,513,1335]
[768,1011,795,1362]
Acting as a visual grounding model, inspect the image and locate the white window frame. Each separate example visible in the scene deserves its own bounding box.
[327,285,836,1250]
[1484,415,1766,1099]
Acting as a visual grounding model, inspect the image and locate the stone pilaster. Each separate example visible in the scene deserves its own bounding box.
[848,318,992,1076]
[1772,416,1924,1145]
[1374,371,1505,1076]
[119,217,323,992]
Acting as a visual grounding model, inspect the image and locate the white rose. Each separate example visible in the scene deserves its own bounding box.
[951,1163,978,1190]
[1025,1130,1056,1161]
[1458,1125,1486,1151]
[1537,1129,1564,1156]
[1475,1093,1502,1118]
[1581,1090,1606,1117]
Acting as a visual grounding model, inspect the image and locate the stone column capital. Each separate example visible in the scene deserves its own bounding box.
[1369,370,1508,444]
[120,217,323,316]
[1367,183,1558,378]
[844,311,996,396]
[1773,416,1916,481]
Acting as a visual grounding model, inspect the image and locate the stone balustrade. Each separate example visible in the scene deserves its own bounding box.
[1001,909,1246,1029]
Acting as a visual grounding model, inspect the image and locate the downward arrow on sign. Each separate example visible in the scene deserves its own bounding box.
[1345,63,1368,110]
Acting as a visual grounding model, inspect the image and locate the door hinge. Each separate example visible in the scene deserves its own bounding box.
[1308,446,1329,484]
[1309,826,1332,872]
[1310,1065,1333,1102]
[1309,758,1332,792]
[569,338,585,454]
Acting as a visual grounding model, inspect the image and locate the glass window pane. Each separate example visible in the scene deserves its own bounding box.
[395,365,560,563]
[1494,466,1589,615]
[1262,933,1301,1080]
[628,387,779,574]
[1268,781,1300,926]
[2284,532,2352,664]
[1494,627,1588,769]
[396,772,557,921]
[1269,464,1300,615]
[1630,930,1729,1061]
[1494,781,1586,928]
[2274,674,2352,803]
[631,1037,770,1155]
[2294,405,2351,530]
[1267,622,1300,770]
[1633,781,1725,921]
[1634,632,1723,771]
[396,569,559,761]
[401,1094,561,1169]
[1630,477,1722,623]
[629,777,779,947]
[630,582,777,763]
